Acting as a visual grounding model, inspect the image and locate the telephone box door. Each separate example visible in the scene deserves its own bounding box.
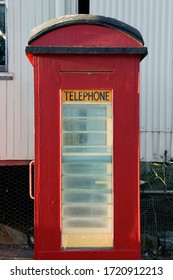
[61,72,114,250]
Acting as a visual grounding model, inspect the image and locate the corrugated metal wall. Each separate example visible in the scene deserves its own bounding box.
[55,0,77,17]
[1,0,173,162]
[0,0,56,160]
[91,0,173,162]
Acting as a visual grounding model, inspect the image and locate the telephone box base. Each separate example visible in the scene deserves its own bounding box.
[35,250,141,260]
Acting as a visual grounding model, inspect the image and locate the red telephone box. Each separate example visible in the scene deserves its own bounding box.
[26,14,147,260]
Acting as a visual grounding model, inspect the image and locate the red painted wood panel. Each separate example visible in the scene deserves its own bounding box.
[113,56,140,253]
[38,250,140,260]
[33,55,141,259]
[30,25,142,47]
[34,57,62,256]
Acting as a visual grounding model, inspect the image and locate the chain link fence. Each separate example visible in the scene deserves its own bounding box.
[0,165,34,234]
[0,163,173,259]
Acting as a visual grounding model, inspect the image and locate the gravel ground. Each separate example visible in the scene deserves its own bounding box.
[0,245,33,260]
[0,246,172,260]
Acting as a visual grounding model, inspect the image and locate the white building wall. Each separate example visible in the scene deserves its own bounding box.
[55,0,77,17]
[91,0,173,162]
[1,0,173,162]
[0,0,57,160]
[64,0,78,15]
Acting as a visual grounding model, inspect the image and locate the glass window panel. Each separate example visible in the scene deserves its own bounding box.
[61,234,113,248]
[63,191,112,204]
[63,104,112,118]
[63,219,112,230]
[62,162,112,175]
[0,3,6,69]
[63,176,112,190]
[63,132,109,146]
[62,205,112,218]
[62,219,113,234]
[63,146,112,153]
[63,119,109,131]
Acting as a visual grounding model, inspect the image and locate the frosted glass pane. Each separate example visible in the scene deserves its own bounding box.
[62,205,112,218]
[63,104,112,118]
[63,146,112,153]
[62,155,112,162]
[61,101,113,248]
[63,119,109,131]
[63,219,111,228]
[62,219,113,234]
[63,191,112,204]
[63,132,110,146]
[63,162,112,175]
[63,176,112,189]
[61,234,113,248]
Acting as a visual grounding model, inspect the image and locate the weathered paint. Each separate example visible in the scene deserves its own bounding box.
[27,15,146,260]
